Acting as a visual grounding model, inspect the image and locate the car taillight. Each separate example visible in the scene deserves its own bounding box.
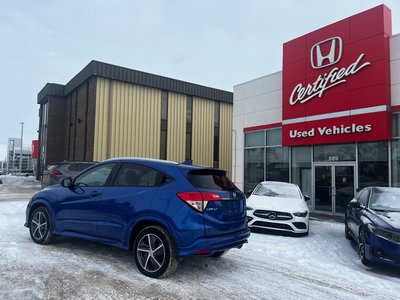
[177,192,221,212]
[51,169,62,175]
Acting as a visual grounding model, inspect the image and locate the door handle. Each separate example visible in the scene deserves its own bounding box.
[90,191,101,197]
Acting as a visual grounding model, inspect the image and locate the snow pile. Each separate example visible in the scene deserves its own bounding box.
[0,174,41,199]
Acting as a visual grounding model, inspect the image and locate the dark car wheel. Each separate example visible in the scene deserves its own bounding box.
[358,229,371,266]
[29,206,54,244]
[345,222,351,240]
[133,226,178,278]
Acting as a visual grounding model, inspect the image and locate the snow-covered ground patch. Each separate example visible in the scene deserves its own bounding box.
[0,176,399,299]
[0,174,41,199]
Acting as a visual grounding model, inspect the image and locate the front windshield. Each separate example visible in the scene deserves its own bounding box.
[253,183,301,199]
[369,190,400,212]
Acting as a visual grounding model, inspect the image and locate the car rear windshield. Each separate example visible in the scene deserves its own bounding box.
[187,169,238,191]
[48,163,62,170]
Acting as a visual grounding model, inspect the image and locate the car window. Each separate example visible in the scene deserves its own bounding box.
[358,189,369,206]
[77,163,95,172]
[253,183,301,199]
[113,163,171,187]
[369,190,400,211]
[187,169,237,191]
[74,163,115,187]
[67,163,79,172]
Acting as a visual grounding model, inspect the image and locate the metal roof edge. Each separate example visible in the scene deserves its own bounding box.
[38,60,233,104]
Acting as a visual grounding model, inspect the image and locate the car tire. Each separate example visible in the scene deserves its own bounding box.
[133,226,178,278]
[345,222,351,240]
[29,206,55,244]
[210,250,227,258]
[358,229,371,266]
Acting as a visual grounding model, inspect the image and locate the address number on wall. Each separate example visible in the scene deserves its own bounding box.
[328,156,339,161]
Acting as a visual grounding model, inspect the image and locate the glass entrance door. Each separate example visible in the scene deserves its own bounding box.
[314,164,355,214]
[315,165,333,212]
[334,165,355,214]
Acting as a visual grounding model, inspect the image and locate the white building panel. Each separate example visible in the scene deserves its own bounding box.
[390,34,400,61]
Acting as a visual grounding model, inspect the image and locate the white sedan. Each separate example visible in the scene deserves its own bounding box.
[246,181,310,236]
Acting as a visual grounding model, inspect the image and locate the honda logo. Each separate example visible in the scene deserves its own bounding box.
[310,37,343,69]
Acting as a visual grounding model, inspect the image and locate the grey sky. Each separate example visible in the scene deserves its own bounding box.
[1,0,399,160]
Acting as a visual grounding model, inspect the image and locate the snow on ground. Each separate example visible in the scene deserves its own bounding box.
[0,174,41,199]
[0,176,399,299]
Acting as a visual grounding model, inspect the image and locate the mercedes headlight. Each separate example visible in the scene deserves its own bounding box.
[293,211,308,218]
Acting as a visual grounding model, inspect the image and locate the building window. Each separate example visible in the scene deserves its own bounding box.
[244,127,289,192]
[358,141,388,189]
[392,140,400,187]
[266,128,282,146]
[313,143,356,162]
[160,91,168,160]
[393,113,400,137]
[213,102,220,168]
[245,131,264,147]
[391,113,400,187]
[291,146,312,201]
[266,146,289,182]
[185,96,193,161]
[244,148,264,194]
[265,128,288,182]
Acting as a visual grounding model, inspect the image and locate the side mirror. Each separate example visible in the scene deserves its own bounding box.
[246,190,253,197]
[60,178,73,188]
[304,194,310,201]
[349,199,361,209]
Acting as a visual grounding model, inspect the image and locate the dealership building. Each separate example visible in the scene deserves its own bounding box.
[37,61,233,178]
[233,5,400,215]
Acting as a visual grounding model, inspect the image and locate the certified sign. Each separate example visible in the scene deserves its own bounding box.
[282,5,392,146]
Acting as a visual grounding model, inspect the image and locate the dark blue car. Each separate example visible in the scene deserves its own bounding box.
[25,158,249,278]
[345,187,400,267]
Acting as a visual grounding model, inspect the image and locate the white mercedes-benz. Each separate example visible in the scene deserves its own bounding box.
[246,181,310,236]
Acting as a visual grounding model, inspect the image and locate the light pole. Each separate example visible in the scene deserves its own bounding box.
[19,122,24,174]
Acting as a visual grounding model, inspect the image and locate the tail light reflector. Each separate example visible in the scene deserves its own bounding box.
[51,169,62,175]
[177,192,221,212]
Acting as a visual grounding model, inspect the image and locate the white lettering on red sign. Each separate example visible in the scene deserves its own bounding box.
[289,54,371,105]
[289,123,372,138]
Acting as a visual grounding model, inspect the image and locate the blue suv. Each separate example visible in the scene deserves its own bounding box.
[25,158,249,278]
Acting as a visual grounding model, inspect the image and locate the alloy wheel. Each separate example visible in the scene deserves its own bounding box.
[31,211,48,241]
[358,229,370,266]
[345,223,351,240]
[136,233,166,273]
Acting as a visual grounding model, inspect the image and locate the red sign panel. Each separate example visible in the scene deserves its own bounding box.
[32,140,39,159]
[282,5,392,146]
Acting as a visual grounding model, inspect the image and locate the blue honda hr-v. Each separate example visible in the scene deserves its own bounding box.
[25,158,249,278]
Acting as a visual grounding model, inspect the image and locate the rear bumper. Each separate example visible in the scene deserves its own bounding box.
[178,227,250,256]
